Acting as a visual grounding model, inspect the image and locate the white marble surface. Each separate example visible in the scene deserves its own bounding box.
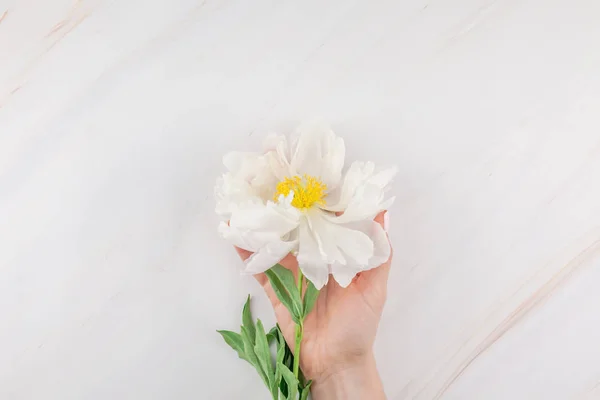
[2,0,600,399]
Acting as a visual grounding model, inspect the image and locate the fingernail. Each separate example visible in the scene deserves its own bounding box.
[383,211,390,232]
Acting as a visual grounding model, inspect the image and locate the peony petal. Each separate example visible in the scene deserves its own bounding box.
[330,259,363,288]
[264,134,293,181]
[305,210,345,265]
[340,219,390,267]
[327,221,374,266]
[306,209,375,265]
[329,220,390,287]
[323,161,375,212]
[289,123,345,189]
[223,151,258,172]
[230,200,299,236]
[220,197,300,253]
[298,210,385,288]
[296,218,330,289]
[244,239,298,274]
[300,263,330,290]
[264,134,291,162]
[216,150,280,218]
[330,184,388,223]
[215,173,253,218]
[323,162,397,223]
[349,219,391,268]
[370,221,391,267]
[218,221,280,252]
[369,166,398,188]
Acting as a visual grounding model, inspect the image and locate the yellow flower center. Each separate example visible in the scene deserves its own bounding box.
[274,175,327,210]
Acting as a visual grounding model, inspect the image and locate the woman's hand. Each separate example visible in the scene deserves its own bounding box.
[235,212,392,399]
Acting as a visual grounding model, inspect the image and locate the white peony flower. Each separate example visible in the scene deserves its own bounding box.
[215,123,396,289]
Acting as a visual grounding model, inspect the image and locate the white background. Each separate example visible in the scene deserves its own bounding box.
[2,0,600,399]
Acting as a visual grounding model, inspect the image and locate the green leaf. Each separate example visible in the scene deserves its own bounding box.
[276,328,286,365]
[241,326,269,388]
[275,328,288,397]
[300,381,312,400]
[273,264,302,304]
[283,340,294,372]
[216,330,247,362]
[242,295,256,344]
[274,365,284,399]
[267,325,278,345]
[278,362,299,400]
[254,319,274,387]
[298,364,307,388]
[302,280,320,317]
[265,265,303,324]
[269,325,278,337]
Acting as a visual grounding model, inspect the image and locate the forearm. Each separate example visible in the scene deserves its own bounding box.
[311,353,386,400]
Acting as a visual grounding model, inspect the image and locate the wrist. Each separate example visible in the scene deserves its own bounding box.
[310,352,386,400]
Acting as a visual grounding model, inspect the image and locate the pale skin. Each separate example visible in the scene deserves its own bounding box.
[235,211,392,400]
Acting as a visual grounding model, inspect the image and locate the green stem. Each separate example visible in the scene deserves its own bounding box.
[297,268,304,300]
[293,269,304,379]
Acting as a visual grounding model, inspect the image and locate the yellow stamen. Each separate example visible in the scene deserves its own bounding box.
[274,174,327,210]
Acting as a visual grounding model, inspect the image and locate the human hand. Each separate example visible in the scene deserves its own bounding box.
[235,211,392,399]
